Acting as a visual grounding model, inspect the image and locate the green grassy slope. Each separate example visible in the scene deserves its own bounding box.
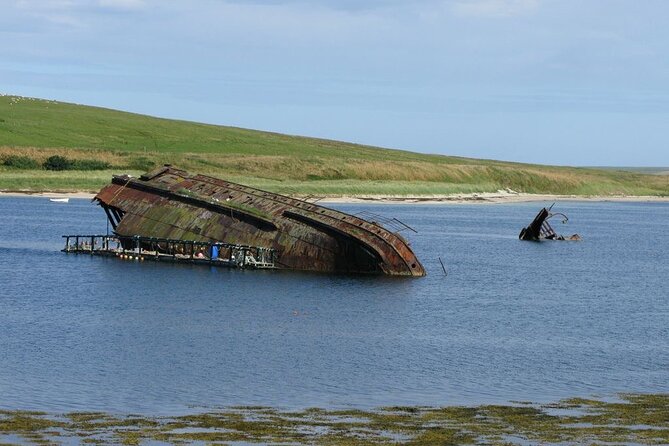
[1,95,667,196]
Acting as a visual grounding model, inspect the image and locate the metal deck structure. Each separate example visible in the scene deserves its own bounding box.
[62,234,276,269]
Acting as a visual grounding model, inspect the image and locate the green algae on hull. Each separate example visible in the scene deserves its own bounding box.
[0,394,667,445]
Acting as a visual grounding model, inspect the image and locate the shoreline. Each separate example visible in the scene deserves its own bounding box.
[316,192,669,204]
[2,190,668,204]
[0,191,98,199]
[0,394,666,445]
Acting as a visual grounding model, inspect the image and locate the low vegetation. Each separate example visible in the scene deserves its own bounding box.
[1,95,667,196]
[0,394,667,445]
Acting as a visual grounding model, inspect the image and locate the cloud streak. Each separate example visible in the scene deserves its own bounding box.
[451,0,539,17]
[97,0,146,11]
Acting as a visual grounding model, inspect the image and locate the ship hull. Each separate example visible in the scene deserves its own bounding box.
[94,167,425,276]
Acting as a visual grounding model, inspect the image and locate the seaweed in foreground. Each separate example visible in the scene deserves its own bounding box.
[0,394,667,445]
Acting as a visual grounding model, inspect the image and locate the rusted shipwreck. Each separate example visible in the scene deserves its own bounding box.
[519,204,581,241]
[94,166,425,276]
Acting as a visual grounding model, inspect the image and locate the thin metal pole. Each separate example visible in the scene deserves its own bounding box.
[438,257,448,276]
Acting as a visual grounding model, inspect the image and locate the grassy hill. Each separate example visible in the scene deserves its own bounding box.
[1,94,667,196]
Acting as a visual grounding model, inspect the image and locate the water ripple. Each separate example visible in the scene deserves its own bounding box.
[0,197,668,414]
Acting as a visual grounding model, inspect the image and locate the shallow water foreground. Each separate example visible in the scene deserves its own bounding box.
[0,198,668,414]
[0,394,668,445]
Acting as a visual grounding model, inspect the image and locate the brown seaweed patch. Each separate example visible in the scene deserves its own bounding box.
[0,394,665,445]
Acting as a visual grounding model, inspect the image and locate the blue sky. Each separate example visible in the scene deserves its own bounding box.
[1,0,667,166]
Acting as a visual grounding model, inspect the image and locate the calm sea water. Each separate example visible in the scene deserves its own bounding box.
[0,197,667,414]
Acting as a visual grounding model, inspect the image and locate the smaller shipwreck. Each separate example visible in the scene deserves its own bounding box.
[519,204,581,241]
[92,166,426,276]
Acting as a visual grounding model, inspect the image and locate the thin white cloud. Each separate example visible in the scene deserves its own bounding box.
[43,13,85,27]
[10,0,85,29]
[97,0,146,11]
[13,0,146,14]
[452,0,539,18]
[14,0,78,9]
[5,0,147,32]
[219,0,430,12]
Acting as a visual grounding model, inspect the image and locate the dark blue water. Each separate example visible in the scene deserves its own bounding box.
[0,197,667,414]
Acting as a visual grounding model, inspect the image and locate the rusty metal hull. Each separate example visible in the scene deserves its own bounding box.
[94,167,425,276]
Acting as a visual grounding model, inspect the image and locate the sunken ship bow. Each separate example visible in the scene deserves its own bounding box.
[94,166,425,276]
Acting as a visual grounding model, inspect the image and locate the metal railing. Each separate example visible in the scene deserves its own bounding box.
[62,234,276,269]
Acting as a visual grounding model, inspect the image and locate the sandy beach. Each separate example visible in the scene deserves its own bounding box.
[0,191,98,199]
[316,191,669,204]
[2,189,668,204]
